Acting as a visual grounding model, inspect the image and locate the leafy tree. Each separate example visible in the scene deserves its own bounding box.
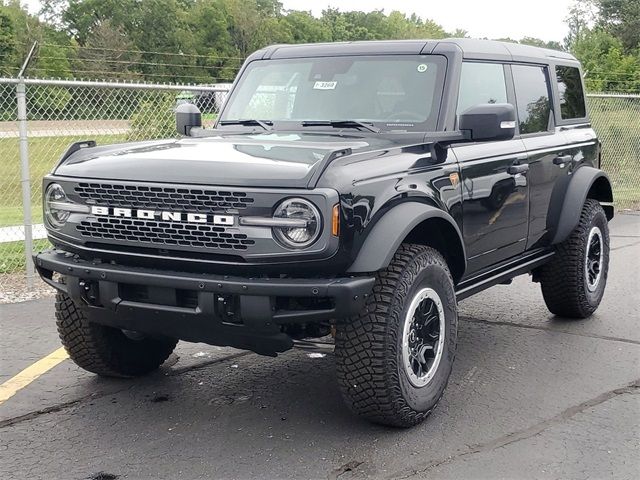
[597,0,640,53]
[572,28,639,91]
[187,0,239,82]
[35,42,73,78]
[0,7,17,75]
[282,11,331,44]
[564,0,598,49]
[62,0,138,44]
[75,19,140,79]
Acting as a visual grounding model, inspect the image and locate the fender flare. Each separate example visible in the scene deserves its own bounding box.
[550,167,613,245]
[347,202,466,275]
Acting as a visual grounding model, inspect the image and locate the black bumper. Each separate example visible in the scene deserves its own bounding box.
[34,249,375,355]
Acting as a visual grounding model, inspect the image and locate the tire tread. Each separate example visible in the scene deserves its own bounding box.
[335,244,456,427]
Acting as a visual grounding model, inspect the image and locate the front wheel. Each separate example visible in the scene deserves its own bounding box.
[55,292,177,377]
[538,199,610,318]
[335,244,458,427]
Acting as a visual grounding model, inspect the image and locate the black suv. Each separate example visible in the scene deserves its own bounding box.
[35,39,613,427]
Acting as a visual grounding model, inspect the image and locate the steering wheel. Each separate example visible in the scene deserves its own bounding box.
[387,111,425,122]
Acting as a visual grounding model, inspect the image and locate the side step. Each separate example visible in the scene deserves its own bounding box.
[455,250,555,301]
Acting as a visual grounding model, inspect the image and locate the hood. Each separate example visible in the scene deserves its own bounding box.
[54,132,406,188]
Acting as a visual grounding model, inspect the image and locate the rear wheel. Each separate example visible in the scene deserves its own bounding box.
[55,292,177,377]
[538,199,610,318]
[335,244,458,427]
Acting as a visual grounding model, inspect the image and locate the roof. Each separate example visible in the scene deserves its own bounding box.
[255,38,578,65]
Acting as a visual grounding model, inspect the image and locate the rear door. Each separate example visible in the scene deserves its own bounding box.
[454,62,529,275]
[511,64,570,249]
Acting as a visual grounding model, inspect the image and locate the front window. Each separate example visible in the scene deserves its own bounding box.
[457,62,508,115]
[220,55,447,132]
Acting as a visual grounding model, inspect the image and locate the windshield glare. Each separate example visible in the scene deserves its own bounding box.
[221,55,446,132]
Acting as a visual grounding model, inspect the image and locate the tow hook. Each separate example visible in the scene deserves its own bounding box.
[78,280,98,305]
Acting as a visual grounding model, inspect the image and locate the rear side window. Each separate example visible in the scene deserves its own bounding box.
[556,65,586,119]
[512,65,552,134]
[457,62,508,114]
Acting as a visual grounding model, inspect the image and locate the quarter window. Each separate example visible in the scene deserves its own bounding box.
[457,62,508,114]
[512,65,552,134]
[556,65,586,119]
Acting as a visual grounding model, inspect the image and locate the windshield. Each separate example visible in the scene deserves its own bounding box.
[220,55,446,132]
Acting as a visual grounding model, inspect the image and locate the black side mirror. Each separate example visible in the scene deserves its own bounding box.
[458,103,516,141]
[175,103,202,136]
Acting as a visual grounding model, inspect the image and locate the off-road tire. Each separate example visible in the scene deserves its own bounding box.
[538,199,609,318]
[335,244,458,428]
[55,292,177,377]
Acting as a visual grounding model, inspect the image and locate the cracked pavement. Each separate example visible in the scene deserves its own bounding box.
[0,214,638,479]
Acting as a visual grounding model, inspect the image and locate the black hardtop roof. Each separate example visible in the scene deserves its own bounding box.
[254,38,579,65]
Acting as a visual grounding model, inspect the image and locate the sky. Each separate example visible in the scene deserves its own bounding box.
[21,0,574,44]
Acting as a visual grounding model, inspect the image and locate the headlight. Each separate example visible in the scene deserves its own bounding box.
[272,198,321,248]
[44,183,70,228]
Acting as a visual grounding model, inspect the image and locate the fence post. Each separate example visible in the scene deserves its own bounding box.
[16,79,35,288]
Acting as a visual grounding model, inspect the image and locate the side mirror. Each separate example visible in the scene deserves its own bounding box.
[175,103,202,136]
[458,103,516,142]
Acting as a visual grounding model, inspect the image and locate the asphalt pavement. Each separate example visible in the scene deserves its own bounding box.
[1,214,639,480]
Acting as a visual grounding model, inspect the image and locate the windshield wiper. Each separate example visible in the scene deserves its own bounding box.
[218,119,273,131]
[301,120,381,133]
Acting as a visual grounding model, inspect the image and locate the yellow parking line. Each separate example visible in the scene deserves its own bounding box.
[0,347,69,405]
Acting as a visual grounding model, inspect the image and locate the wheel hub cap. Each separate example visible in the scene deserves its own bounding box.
[585,226,603,292]
[402,288,446,387]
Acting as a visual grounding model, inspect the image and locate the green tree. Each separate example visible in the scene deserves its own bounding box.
[282,11,331,44]
[75,19,140,79]
[564,0,597,50]
[597,0,640,53]
[0,7,17,75]
[572,28,639,91]
[62,0,138,44]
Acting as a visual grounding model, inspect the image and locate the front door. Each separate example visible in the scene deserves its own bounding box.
[455,139,530,274]
[454,61,530,275]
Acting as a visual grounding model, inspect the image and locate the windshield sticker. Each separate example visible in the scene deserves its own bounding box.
[417,64,428,73]
[313,81,337,90]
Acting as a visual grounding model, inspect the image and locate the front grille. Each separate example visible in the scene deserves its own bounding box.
[76,217,256,251]
[74,182,255,211]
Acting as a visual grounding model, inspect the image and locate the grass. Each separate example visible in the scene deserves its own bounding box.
[1,134,128,275]
[1,134,128,227]
[0,239,51,274]
[590,103,640,211]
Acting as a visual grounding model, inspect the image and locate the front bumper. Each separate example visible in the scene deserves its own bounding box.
[34,249,375,355]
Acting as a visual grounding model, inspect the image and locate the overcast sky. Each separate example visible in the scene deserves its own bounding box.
[22,0,573,43]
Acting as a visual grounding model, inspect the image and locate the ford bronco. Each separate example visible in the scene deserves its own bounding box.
[35,39,613,427]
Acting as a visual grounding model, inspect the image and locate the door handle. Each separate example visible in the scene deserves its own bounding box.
[553,155,573,166]
[507,163,529,175]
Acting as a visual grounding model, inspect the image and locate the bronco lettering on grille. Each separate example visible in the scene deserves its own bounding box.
[90,206,235,226]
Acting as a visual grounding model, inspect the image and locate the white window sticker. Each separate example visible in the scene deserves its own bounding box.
[417,64,428,73]
[313,81,337,90]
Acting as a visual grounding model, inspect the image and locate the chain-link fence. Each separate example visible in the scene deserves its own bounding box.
[0,78,639,292]
[0,78,230,289]
[587,93,640,212]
